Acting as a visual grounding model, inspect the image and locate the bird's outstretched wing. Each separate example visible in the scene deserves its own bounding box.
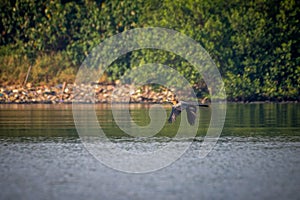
[168,101,207,125]
[186,105,197,125]
[168,106,181,124]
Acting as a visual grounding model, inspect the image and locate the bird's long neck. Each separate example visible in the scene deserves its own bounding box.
[180,101,209,107]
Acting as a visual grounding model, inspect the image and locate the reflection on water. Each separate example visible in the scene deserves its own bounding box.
[0,103,300,200]
[0,104,76,137]
[0,103,299,137]
[224,103,300,137]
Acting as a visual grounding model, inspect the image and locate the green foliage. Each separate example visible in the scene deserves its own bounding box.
[0,0,299,101]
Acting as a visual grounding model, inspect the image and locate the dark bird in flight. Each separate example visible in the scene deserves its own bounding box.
[168,101,209,125]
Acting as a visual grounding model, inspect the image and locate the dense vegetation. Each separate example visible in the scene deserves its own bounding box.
[0,0,299,101]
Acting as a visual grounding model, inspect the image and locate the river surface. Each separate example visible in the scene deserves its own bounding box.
[0,103,299,200]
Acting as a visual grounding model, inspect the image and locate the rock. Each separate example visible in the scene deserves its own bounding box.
[107,85,114,91]
[26,83,32,88]
[0,83,187,104]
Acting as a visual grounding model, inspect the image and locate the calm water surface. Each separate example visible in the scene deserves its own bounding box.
[0,103,300,200]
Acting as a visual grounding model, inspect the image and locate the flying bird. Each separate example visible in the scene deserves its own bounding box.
[168,101,209,125]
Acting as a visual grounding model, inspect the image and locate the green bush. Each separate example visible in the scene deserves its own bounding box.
[0,0,299,101]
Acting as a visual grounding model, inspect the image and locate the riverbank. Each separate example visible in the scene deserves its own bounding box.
[0,83,298,104]
[0,83,179,104]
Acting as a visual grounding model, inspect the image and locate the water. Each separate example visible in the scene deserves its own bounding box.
[0,103,300,200]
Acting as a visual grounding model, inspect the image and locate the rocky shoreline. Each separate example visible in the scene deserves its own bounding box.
[1,83,298,104]
[0,83,180,104]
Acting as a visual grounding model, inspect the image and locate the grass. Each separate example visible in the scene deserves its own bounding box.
[0,52,77,86]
